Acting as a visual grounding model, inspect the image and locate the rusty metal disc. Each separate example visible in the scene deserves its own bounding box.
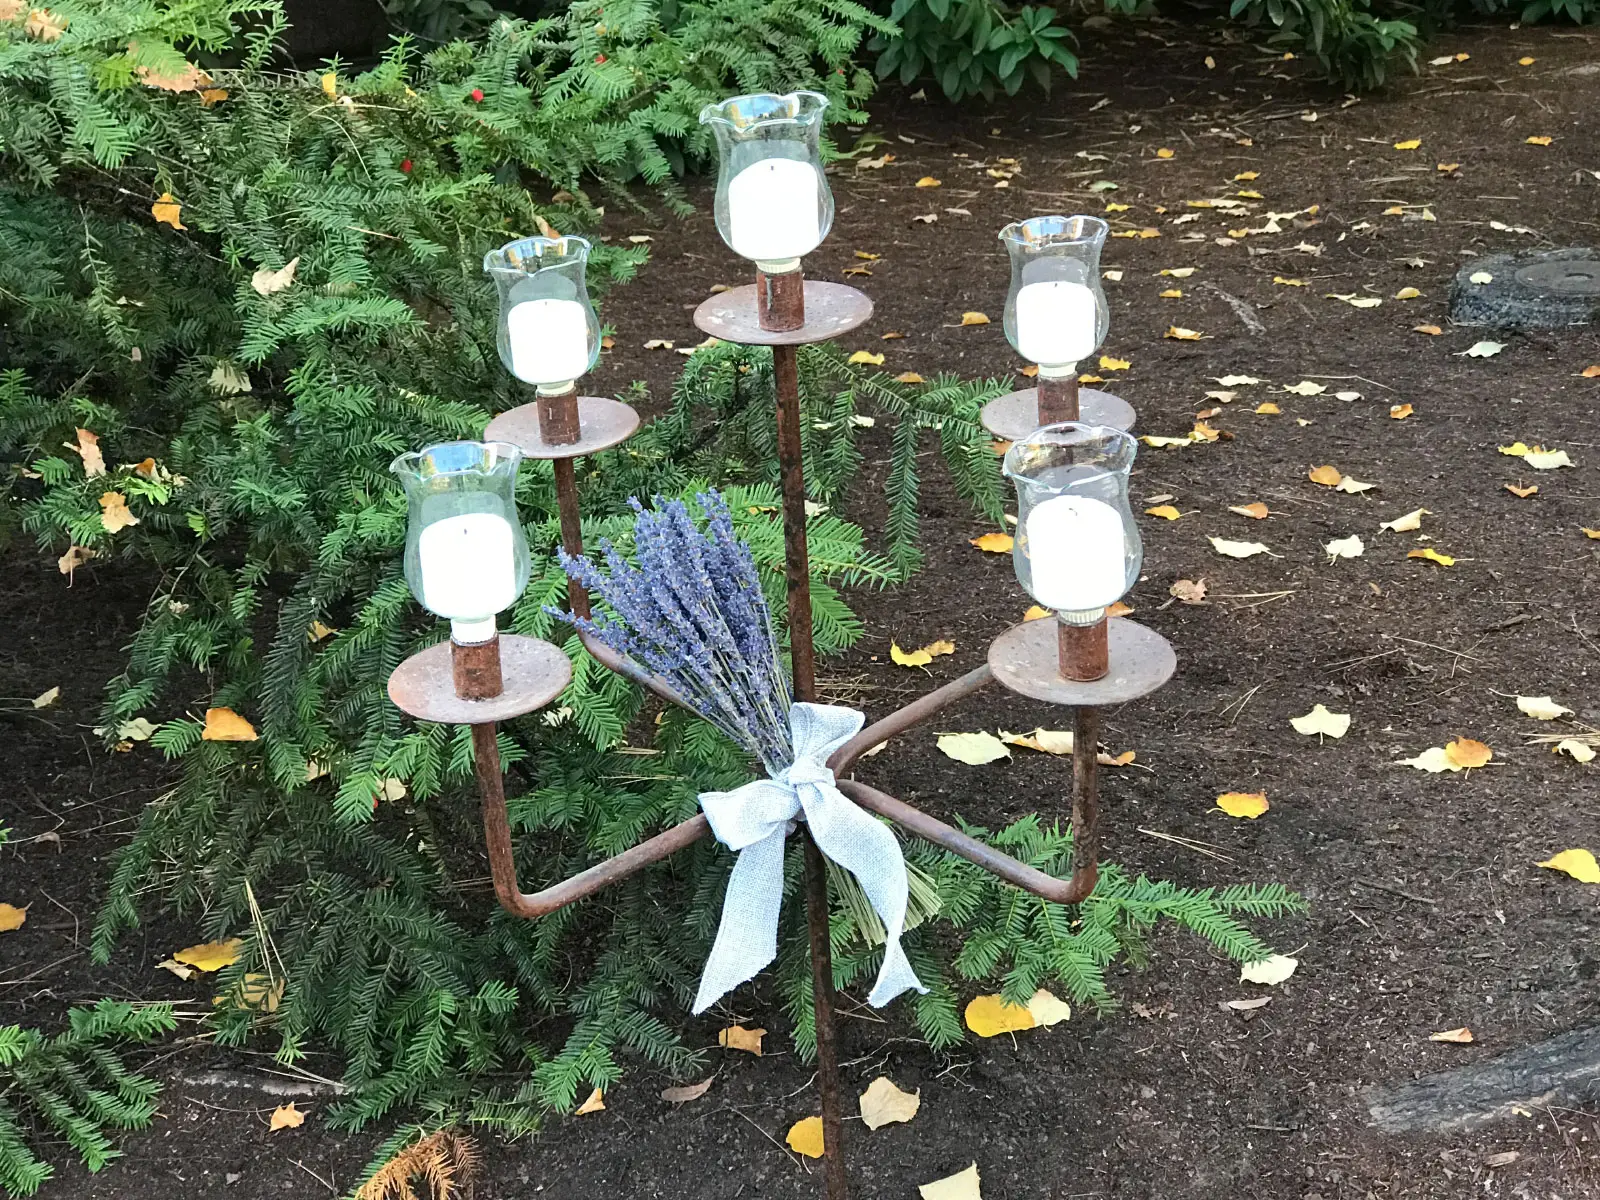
[980,388,1136,441]
[693,281,874,346]
[389,634,572,725]
[485,396,640,460]
[988,617,1175,707]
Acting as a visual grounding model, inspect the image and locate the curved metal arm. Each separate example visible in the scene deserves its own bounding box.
[828,664,995,776]
[837,778,1095,905]
[474,724,712,918]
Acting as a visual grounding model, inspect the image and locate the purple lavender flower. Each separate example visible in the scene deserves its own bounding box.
[550,491,794,771]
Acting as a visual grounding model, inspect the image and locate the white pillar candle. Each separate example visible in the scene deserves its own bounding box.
[418,512,518,622]
[1024,494,1126,612]
[507,297,590,386]
[1014,281,1098,367]
[726,158,823,264]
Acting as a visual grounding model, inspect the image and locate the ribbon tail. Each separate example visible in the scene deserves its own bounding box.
[691,829,788,1014]
[801,782,926,1009]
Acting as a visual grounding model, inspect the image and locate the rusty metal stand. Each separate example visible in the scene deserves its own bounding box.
[385,271,1178,1200]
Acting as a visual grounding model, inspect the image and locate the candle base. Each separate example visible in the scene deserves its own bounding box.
[535,386,582,446]
[1057,617,1109,682]
[452,634,505,700]
[756,266,805,332]
[1037,372,1080,424]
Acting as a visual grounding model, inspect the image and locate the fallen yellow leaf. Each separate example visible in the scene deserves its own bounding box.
[1290,704,1350,738]
[1230,502,1269,519]
[1209,537,1273,558]
[915,176,941,187]
[1239,954,1297,985]
[1525,136,1553,146]
[1536,848,1599,883]
[969,532,1013,553]
[1216,791,1269,819]
[1428,1027,1475,1044]
[1519,56,1535,65]
[1165,326,1204,341]
[859,1077,921,1130]
[0,903,26,933]
[786,1116,825,1158]
[99,490,140,533]
[920,1163,982,1200]
[1379,508,1428,533]
[1393,138,1422,150]
[575,1087,606,1114]
[200,87,229,106]
[890,638,954,667]
[937,731,1010,765]
[1235,171,1259,181]
[1026,988,1071,1027]
[896,371,926,384]
[718,1024,766,1055]
[1308,465,1343,486]
[1254,402,1281,415]
[1145,504,1182,520]
[1098,355,1131,371]
[1516,695,1571,721]
[1394,287,1421,300]
[1408,548,1455,567]
[1023,604,1051,621]
[174,937,242,972]
[1156,147,1175,159]
[1414,324,1443,336]
[151,192,185,231]
[959,311,990,326]
[269,1102,305,1131]
[848,350,885,366]
[1504,484,1538,498]
[965,993,1036,1037]
[64,428,106,478]
[1273,276,1307,287]
[1389,404,1414,419]
[1444,737,1492,769]
[202,707,258,742]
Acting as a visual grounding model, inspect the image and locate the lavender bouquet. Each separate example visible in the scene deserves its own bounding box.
[552,491,796,774]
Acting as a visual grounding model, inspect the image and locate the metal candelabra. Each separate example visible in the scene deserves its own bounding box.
[386,265,1175,1200]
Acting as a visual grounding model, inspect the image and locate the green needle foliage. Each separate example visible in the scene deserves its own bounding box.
[0,1002,176,1197]
[0,0,1303,1146]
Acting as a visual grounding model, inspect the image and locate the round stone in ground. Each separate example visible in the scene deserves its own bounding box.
[1449,246,1600,328]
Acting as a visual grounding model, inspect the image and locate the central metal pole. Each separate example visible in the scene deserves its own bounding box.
[772,333,848,1200]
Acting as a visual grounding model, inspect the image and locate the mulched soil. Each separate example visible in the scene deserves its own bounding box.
[5,17,1599,1199]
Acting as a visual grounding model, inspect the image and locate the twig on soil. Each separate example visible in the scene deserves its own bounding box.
[1301,374,1397,392]
[1383,634,1484,663]
[1137,827,1236,863]
[1197,281,1267,335]
[1571,613,1600,660]
[1480,612,1537,634]
[290,1159,337,1195]
[1217,589,1297,610]
[1353,878,1438,906]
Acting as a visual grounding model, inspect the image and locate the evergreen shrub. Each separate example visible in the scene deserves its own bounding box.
[0,0,1304,1152]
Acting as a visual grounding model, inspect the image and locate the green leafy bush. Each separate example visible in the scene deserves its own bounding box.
[0,0,1303,1138]
[1225,0,1418,89]
[0,1002,175,1197]
[870,0,1075,101]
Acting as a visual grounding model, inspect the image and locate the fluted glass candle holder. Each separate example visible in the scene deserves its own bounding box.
[484,236,601,394]
[1000,215,1110,378]
[700,91,834,275]
[392,441,531,645]
[1002,423,1140,628]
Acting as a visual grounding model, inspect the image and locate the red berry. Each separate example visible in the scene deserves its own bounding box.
[595,54,607,64]
[400,158,413,173]
[470,87,484,102]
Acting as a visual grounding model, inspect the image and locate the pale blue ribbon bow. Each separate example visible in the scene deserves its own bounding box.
[692,702,926,1014]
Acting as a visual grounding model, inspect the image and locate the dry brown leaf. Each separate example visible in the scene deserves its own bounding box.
[660,1078,714,1104]
[1444,737,1492,769]
[1229,502,1269,519]
[200,87,229,106]
[574,1087,606,1114]
[57,544,95,578]
[1308,464,1343,487]
[1389,404,1414,419]
[269,1102,305,1131]
[23,6,65,38]
[151,192,185,231]
[718,1024,766,1055]
[32,686,59,709]
[859,1077,921,1129]
[202,707,258,742]
[959,311,990,326]
[1504,484,1538,498]
[1169,578,1207,604]
[99,491,139,533]
[0,903,27,933]
[1428,1027,1475,1044]
[1414,324,1443,335]
[251,257,299,296]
